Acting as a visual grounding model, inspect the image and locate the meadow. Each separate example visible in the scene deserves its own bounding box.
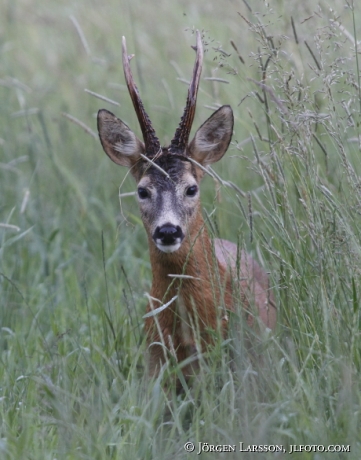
[1,0,361,458]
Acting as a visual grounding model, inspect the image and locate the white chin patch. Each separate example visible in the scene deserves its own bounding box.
[156,241,182,253]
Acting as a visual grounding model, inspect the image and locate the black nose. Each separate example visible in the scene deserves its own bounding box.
[153,224,183,245]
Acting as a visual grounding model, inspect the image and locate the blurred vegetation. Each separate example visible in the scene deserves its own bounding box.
[1,0,361,458]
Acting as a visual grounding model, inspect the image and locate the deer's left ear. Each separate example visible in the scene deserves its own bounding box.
[188,105,233,166]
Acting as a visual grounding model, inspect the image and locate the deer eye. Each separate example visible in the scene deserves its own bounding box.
[186,185,198,197]
[138,187,150,199]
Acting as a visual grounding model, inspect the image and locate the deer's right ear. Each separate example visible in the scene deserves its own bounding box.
[97,109,145,168]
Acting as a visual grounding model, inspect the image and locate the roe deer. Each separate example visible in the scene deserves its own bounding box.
[97,31,276,388]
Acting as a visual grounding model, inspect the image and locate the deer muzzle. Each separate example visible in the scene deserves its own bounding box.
[153,224,184,253]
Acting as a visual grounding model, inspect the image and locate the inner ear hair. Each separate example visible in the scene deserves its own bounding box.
[97,109,145,168]
[188,105,234,166]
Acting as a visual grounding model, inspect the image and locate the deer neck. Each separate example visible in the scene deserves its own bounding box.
[147,211,230,313]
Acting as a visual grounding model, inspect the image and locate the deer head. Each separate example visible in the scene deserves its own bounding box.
[97,31,234,254]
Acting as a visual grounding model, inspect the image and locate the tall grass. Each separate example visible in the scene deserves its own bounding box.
[1,0,360,458]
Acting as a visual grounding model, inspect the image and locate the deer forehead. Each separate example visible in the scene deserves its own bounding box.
[137,159,198,193]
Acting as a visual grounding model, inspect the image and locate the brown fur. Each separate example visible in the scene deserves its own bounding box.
[144,203,276,387]
[145,210,231,382]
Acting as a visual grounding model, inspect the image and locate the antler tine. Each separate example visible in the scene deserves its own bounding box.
[122,37,161,157]
[169,30,204,154]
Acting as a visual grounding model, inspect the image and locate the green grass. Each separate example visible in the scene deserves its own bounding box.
[1,0,361,458]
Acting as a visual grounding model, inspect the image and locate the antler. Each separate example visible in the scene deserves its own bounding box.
[169,30,204,154]
[122,37,161,157]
